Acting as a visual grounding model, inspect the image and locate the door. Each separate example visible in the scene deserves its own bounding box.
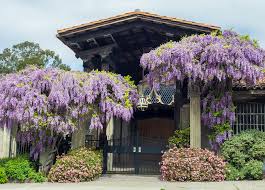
[135,118,174,174]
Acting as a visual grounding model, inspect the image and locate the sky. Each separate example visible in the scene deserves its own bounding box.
[0,0,264,71]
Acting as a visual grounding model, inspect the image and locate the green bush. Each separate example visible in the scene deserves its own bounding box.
[221,130,265,180]
[3,156,45,183]
[28,170,46,183]
[225,164,244,181]
[0,157,14,167]
[0,167,8,184]
[168,127,190,148]
[242,160,263,180]
[48,147,102,183]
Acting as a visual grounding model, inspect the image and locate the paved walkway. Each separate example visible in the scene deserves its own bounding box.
[0,175,265,190]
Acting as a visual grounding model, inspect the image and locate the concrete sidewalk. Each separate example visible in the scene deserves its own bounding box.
[0,175,264,190]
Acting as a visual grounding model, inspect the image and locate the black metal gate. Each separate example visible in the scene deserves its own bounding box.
[106,137,166,174]
[85,117,173,174]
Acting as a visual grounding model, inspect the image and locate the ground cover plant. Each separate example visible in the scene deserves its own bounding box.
[0,167,8,184]
[48,147,102,183]
[160,147,226,181]
[168,127,190,148]
[0,156,45,183]
[221,130,265,180]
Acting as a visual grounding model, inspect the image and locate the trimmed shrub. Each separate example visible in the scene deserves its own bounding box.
[0,167,8,184]
[225,164,244,181]
[221,130,265,180]
[168,127,190,148]
[242,160,263,180]
[48,147,102,183]
[160,147,226,181]
[3,156,46,183]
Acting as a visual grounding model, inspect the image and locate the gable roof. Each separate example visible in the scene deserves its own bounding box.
[57,11,220,37]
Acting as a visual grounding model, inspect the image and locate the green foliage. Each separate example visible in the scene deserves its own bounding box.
[0,157,13,167]
[48,147,102,183]
[123,75,136,88]
[28,170,46,183]
[4,156,30,182]
[221,130,265,180]
[242,160,263,180]
[168,127,190,148]
[209,122,231,142]
[3,156,45,183]
[0,41,70,74]
[225,164,244,181]
[0,167,8,184]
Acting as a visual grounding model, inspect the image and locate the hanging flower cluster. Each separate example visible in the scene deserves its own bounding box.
[140,30,265,148]
[141,30,265,87]
[0,67,138,158]
[201,87,235,149]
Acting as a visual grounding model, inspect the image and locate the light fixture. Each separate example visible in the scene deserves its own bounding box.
[137,84,148,111]
[137,94,148,111]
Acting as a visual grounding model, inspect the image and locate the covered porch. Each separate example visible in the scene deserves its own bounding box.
[56,10,219,174]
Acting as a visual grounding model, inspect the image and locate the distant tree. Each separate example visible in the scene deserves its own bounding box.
[0,41,70,73]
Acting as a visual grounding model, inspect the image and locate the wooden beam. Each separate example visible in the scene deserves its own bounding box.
[62,19,205,44]
[64,21,144,43]
[77,43,117,61]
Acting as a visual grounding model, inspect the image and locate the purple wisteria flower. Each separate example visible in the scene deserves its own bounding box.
[0,67,138,158]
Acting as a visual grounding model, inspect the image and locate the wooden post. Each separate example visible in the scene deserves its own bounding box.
[0,121,11,158]
[174,80,182,130]
[71,118,87,149]
[189,82,201,148]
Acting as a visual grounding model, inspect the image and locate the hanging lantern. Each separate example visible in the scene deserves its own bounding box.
[137,84,148,111]
[137,94,148,111]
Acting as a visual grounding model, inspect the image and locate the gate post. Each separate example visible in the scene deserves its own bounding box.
[102,122,108,174]
[189,83,201,148]
[174,80,182,130]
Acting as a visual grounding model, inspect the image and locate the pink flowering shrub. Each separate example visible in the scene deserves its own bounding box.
[48,147,102,183]
[160,147,226,181]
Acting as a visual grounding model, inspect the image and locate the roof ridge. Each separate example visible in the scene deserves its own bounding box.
[57,11,220,35]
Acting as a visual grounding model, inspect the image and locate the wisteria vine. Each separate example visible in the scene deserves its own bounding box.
[140,30,265,149]
[0,67,138,158]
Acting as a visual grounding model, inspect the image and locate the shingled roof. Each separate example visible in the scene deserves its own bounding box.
[57,11,220,37]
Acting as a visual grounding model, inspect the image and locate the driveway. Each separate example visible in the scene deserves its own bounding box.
[0,175,264,190]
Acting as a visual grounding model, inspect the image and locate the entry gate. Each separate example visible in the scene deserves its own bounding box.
[85,117,174,174]
[106,136,167,174]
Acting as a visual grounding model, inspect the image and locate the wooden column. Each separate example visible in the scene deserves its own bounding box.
[0,121,11,158]
[101,54,111,174]
[189,83,201,148]
[71,122,86,149]
[174,80,182,130]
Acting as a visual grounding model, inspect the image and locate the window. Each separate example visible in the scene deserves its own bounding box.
[233,103,265,134]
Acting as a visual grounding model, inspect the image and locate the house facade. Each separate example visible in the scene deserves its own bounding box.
[1,10,265,175]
